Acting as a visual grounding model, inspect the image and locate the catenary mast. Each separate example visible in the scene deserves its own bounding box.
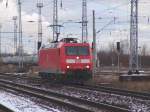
[53,0,59,42]
[37,0,43,50]
[82,0,88,43]
[129,0,139,74]
[13,16,17,55]
[18,0,23,70]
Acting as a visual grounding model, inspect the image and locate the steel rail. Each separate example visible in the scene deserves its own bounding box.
[0,73,150,100]
[0,79,130,112]
[70,84,150,100]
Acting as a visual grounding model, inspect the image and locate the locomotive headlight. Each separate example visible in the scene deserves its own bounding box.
[76,56,79,59]
[67,65,70,69]
[86,65,90,69]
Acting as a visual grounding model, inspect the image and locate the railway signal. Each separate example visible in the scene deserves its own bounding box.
[116,42,120,52]
[116,42,120,73]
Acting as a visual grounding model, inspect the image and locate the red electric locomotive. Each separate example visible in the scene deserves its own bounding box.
[38,38,93,81]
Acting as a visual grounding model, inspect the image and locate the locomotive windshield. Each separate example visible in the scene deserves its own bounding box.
[65,46,89,56]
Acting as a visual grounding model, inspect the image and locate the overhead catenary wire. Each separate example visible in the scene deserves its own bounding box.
[3,0,150,55]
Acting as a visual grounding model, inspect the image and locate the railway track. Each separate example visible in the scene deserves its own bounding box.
[2,73,150,100]
[0,73,150,111]
[71,84,150,100]
[0,73,150,100]
[0,78,130,112]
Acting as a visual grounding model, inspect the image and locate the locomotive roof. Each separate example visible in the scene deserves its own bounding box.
[41,38,90,49]
[60,38,80,43]
[41,41,90,49]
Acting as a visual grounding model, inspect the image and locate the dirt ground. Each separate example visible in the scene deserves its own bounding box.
[91,74,150,92]
[0,64,17,73]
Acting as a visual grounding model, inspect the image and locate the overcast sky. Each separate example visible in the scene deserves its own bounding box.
[0,0,150,54]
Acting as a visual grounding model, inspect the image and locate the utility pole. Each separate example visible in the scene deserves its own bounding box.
[92,10,96,76]
[0,24,2,57]
[129,0,139,74]
[111,43,115,74]
[82,0,88,43]
[53,0,58,41]
[13,16,17,55]
[37,1,43,51]
[18,0,23,71]
[6,0,8,7]
[51,0,58,42]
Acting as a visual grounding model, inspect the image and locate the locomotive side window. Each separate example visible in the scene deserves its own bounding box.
[65,46,89,56]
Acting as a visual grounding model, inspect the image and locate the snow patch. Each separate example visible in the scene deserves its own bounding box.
[0,90,60,112]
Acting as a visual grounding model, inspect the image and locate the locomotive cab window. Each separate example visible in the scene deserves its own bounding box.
[65,46,89,56]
